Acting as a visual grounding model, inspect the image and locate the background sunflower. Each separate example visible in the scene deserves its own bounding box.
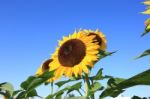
[83,29,107,51]
[36,59,58,82]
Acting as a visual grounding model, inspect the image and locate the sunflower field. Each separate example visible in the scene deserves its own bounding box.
[0,0,150,99]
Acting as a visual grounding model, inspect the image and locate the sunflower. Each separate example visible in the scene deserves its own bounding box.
[142,0,150,14]
[36,59,58,82]
[82,29,107,51]
[143,0,150,6]
[49,31,100,78]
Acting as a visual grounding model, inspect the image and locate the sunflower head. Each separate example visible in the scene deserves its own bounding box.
[58,39,86,67]
[36,59,53,75]
[83,29,107,51]
[49,30,100,78]
[36,59,61,82]
[142,1,150,14]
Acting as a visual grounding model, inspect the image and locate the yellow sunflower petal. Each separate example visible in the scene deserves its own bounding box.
[143,1,150,5]
[73,66,80,77]
[36,66,43,75]
[64,67,72,77]
[49,59,60,71]
[81,65,89,74]
[71,32,77,38]
[142,9,150,14]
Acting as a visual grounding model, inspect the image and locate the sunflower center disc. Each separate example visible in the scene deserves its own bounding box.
[58,39,86,67]
[42,59,53,72]
[88,33,102,45]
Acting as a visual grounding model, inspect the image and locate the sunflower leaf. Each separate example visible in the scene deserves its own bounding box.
[46,82,82,99]
[26,89,38,97]
[55,91,64,99]
[66,96,85,99]
[98,50,116,59]
[20,70,54,97]
[132,96,149,99]
[46,87,68,99]
[0,82,14,96]
[27,70,55,91]
[135,49,150,59]
[15,91,26,99]
[89,82,102,95]
[21,76,37,90]
[55,79,74,87]
[67,82,82,94]
[15,89,38,99]
[107,78,126,88]
[94,68,103,80]
[12,90,22,97]
[100,69,150,98]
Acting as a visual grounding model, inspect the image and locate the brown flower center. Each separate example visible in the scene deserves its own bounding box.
[58,39,86,67]
[88,33,102,45]
[42,59,53,72]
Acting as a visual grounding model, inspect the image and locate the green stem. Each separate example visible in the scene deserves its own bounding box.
[77,90,83,96]
[51,82,53,94]
[84,74,94,99]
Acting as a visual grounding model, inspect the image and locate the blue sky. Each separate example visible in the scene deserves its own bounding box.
[0,0,150,98]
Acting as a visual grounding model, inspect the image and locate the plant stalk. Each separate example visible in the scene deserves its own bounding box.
[84,74,94,99]
[51,82,53,95]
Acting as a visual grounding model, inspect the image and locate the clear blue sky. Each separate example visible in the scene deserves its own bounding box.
[0,0,150,98]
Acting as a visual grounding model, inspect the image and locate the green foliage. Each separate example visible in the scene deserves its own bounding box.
[100,69,150,98]
[135,49,150,59]
[66,96,85,99]
[46,82,82,99]
[0,82,14,98]
[1,50,150,99]
[21,70,54,91]
[55,79,75,88]
[98,50,116,59]
[93,68,103,80]
[89,82,102,95]
[17,70,55,98]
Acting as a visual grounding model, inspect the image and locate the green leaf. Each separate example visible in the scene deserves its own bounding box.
[94,68,103,80]
[100,77,126,98]
[46,82,82,99]
[89,82,102,95]
[21,76,37,90]
[100,69,150,98]
[107,78,126,88]
[132,96,148,99]
[66,96,85,99]
[16,91,26,99]
[55,92,63,99]
[55,79,74,87]
[21,70,54,92]
[135,49,150,59]
[100,89,124,98]
[0,82,14,96]
[15,89,37,99]
[12,90,22,97]
[67,82,82,94]
[98,50,116,59]
[46,88,67,99]
[26,89,38,97]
